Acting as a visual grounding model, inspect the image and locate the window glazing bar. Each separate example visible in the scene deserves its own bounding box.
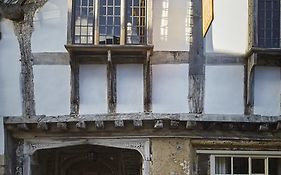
[94,0,100,44]
[120,0,126,44]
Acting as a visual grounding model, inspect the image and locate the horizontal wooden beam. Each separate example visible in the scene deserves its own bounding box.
[4,113,281,124]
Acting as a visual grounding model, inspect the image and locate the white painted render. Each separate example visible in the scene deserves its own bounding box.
[0,19,22,116]
[34,65,70,115]
[153,0,191,51]
[152,64,189,113]
[205,65,244,114]
[205,0,248,54]
[0,117,4,155]
[79,65,108,114]
[32,0,68,52]
[116,64,144,113]
[254,67,281,116]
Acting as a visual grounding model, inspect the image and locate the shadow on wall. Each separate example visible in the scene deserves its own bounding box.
[154,0,192,51]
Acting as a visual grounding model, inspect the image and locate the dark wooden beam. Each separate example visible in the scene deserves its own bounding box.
[144,50,152,112]
[107,50,117,113]
[188,0,205,114]
[70,54,79,116]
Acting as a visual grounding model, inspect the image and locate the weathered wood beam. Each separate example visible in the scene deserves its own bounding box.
[70,54,79,116]
[276,122,281,130]
[258,123,269,131]
[17,123,29,131]
[188,0,205,114]
[245,53,257,115]
[56,122,67,130]
[144,50,152,112]
[37,122,48,131]
[107,50,117,113]
[5,114,281,124]
[186,121,197,130]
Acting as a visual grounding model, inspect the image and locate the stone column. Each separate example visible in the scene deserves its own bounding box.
[150,138,196,175]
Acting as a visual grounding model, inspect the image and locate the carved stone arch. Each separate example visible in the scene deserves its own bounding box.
[23,138,151,175]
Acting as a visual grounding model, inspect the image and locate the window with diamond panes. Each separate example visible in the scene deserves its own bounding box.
[257,0,280,48]
[73,0,146,45]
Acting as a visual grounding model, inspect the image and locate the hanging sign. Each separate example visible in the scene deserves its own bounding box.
[202,0,214,37]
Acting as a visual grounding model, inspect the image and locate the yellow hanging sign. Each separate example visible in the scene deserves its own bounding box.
[202,0,214,37]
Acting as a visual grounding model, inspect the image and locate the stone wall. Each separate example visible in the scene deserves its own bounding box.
[150,138,195,175]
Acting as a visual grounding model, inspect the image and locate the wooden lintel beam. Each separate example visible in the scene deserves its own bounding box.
[57,122,68,130]
[186,121,197,130]
[17,123,29,131]
[37,122,48,131]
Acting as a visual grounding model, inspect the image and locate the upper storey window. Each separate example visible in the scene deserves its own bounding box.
[73,0,147,45]
[257,0,280,48]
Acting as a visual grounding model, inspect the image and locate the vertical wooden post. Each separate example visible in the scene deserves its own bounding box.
[144,50,152,112]
[70,54,79,115]
[245,53,257,115]
[107,50,117,113]
[188,0,205,113]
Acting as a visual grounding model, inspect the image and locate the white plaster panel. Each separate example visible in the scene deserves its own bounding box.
[79,65,107,114]
[205,65,244,114]
[254,67,281,116]
[32,0,67,52]
[0,117,4,154]
[205,0,248,54]
[34,65,70,115]
[0,19,22,116]
[152,64,189,113]
[116,64,144,113]
[153,0,191,51]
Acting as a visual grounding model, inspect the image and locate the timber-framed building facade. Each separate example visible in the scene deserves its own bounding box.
[0,0,281,174]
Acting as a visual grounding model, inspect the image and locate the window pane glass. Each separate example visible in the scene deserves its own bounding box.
[257,0,280,48]
[269,158,281,175]
[233,157,248,174]
[215,157,231,174]
[126,0,146,44]
[73,0,95,44]
[252,159,265,174]
[99,0,121,45]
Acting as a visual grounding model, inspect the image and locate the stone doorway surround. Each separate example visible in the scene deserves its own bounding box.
[19,138,150,175]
